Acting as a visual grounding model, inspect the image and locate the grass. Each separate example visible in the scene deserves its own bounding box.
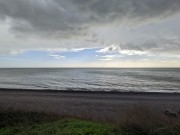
[0,108,119,135]
[0,119,119,135]
[0,105,180,135]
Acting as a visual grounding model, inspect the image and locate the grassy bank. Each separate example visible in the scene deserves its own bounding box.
[0,118,118,135]
[0,106,180,135]
[0,109,119,135]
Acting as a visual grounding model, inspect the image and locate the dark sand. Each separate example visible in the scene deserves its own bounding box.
[0,89,180,122]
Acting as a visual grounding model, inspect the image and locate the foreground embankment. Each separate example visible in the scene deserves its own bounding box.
[0,89,180,135]
[0,89,180,122]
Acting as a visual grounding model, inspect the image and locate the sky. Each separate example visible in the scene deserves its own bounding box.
[0,0,180,67]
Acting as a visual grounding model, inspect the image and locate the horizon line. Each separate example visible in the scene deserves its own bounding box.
[0,67,180,69]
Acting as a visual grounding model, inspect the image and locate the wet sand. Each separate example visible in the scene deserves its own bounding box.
[0,89,180,121]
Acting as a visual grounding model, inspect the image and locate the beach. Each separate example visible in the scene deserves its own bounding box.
[0,89,180,122]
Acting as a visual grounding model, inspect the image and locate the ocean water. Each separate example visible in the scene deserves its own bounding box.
[0,68,179,93]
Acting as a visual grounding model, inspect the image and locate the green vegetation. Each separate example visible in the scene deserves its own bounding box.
[0,119,119,135]
[0,110,119,135]
[0,106,180,135]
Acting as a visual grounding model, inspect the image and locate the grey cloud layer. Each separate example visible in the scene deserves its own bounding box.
[0,0,180,39]
[0,0,90,39]
[70,0,180,24]
[120,40,158,51]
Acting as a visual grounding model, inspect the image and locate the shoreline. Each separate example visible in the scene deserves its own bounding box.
[0,88,180,95]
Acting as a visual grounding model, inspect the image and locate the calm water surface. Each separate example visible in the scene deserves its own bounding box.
[0,68,180,93]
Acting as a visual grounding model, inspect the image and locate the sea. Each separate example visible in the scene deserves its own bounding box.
[0,68,179,93]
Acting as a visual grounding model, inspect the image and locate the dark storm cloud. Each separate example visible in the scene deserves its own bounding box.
[0,0,180,39]
[0,0,90,39]
[70,0,180,24]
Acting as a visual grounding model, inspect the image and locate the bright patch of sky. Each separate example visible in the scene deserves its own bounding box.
[0,48,179,67]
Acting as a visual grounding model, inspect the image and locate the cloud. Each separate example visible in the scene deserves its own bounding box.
[0,0,180,58]
[118,40,159,54]
[48,54,65,59]
[96,44,146,55]
[0,0,90,39]
[0,0,180,40]
[96,38,180,56]
[70,0,180,24]
[96,45,119,53]
[120,43,143,51]
[0,49,23,55]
